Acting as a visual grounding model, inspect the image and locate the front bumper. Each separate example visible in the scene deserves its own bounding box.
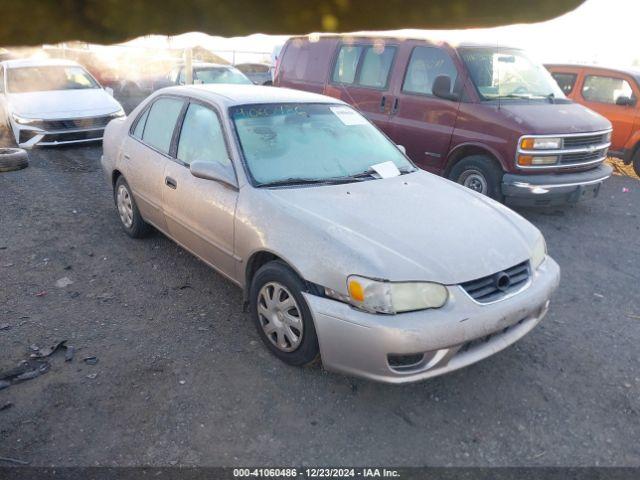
[305,256,560,384]
[15,125,104,148]
[502,164,612,207]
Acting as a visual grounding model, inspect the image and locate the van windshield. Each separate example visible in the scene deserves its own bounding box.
[459,48,565,101]
[230,103,415,186]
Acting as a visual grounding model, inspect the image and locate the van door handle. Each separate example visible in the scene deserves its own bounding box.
[392,98,399,114]
[380,96,387,112]
[165,176,177,189]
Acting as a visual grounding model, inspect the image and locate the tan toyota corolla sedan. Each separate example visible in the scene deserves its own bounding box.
[101,85,560,383]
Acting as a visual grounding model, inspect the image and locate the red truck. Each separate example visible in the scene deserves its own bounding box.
[275,35,613,206]
[547,64,640,176]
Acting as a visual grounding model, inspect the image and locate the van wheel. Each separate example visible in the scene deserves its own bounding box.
[249,261,320,366]
[632,150,640,177]
[449,155,504,202]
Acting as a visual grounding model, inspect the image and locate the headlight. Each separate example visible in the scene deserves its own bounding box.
[520,137,562,150]
[531,235,547,270]
[112,108,126,118]
[11,113,36,125]
[345,275,448,314]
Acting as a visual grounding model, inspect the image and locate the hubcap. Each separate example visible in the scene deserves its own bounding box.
[116,184,134,228]
[460,169,488,194]
[257,282,303,352]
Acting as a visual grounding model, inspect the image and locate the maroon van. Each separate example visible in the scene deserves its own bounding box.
[275,35,613,206]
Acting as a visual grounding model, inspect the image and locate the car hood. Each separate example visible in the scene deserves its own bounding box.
[265,171,540,285]
[8,89,122,119]
[498,101,611,135]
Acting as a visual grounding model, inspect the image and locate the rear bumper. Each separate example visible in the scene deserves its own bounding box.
[305,257,560,384]
[502,164,613,207]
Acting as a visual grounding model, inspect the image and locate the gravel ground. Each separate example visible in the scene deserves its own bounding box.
[0,125,639,467]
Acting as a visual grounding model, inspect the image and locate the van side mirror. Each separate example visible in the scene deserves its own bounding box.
[432,75,459,101]
[616,95,636,106]
[189,160,238,189]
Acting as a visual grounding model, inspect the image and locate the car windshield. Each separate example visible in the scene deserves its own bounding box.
[195,67,252,85]
[230,103,415,186]
[459,48,565,101]
[6,65,100,93]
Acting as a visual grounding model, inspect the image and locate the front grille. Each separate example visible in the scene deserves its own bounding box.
[560,148,607,165]
[461,260,530,303]
[563,133,608,148]
[41,129,104,143]
[31,114,116,132]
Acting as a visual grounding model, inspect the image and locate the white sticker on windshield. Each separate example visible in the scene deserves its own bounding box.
[371,161,401,179]
[330,106,369,126]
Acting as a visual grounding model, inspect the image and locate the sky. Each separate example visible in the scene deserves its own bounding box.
[119,0,638,67]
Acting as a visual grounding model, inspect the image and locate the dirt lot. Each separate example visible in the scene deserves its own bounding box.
[1,126,639,466]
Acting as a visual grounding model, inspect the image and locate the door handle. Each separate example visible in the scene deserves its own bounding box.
[165,176,177,189]
[123,154,130,160]
[380,96,386,112]
[392,98,399,114]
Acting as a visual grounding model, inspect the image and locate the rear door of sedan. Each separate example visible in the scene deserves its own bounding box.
[162,99,239,281]
[123,95,186,232]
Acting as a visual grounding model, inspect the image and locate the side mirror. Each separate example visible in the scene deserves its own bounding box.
[190,160,238,189]
[432,75,459,101]
[397,144,406,154]
[616,95,636,106]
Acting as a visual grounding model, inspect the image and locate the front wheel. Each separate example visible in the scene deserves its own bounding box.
[249,261,320,366]
[632,150,640,177]
[449,155,505,202]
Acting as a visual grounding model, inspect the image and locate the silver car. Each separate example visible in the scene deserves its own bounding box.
[101,84,560,384]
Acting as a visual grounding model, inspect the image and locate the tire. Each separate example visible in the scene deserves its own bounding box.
[449,155,505,202]
[114,176,151,238]
[0,148,28,173]
[249,261,320,366]
[0,117,17,148]
[633,150,640,178]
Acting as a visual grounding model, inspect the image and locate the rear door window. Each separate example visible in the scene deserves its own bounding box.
[132,107,150,139]
[356,46,397,89]
[402,46,458,96]
[141,97,184,154]
[332,45,363,84]
[582,75,634,104]
[551,72,577,94]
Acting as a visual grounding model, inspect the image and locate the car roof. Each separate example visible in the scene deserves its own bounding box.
[285,33,521,51]
[158,84,345,107]
[1,58,81,69]
[546,63,640,82]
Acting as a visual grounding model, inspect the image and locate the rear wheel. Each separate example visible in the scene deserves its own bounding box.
[449,155,505,202]
[249,261,320,366]
[114,176,150,238]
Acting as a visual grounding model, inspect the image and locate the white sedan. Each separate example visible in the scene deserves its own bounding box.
[0,58,124,148]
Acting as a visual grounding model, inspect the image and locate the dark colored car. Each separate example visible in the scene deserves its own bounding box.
[547,64,640,176]
[234,63,273,85]
[275,35,613,206]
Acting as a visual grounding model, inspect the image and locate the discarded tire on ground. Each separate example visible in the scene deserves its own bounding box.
[0,148,29,172]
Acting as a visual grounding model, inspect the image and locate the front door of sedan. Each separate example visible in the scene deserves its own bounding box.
[122,96,185,232]
[162,101,238,280]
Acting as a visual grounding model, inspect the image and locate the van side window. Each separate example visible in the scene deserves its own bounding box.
[357,46,396,89]
[402,46,458,96]
[551,72,577,94]
[582,75,635,104]
[332,45,363,84]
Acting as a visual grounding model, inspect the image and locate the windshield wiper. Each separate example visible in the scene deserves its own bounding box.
[257,176,367,188]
